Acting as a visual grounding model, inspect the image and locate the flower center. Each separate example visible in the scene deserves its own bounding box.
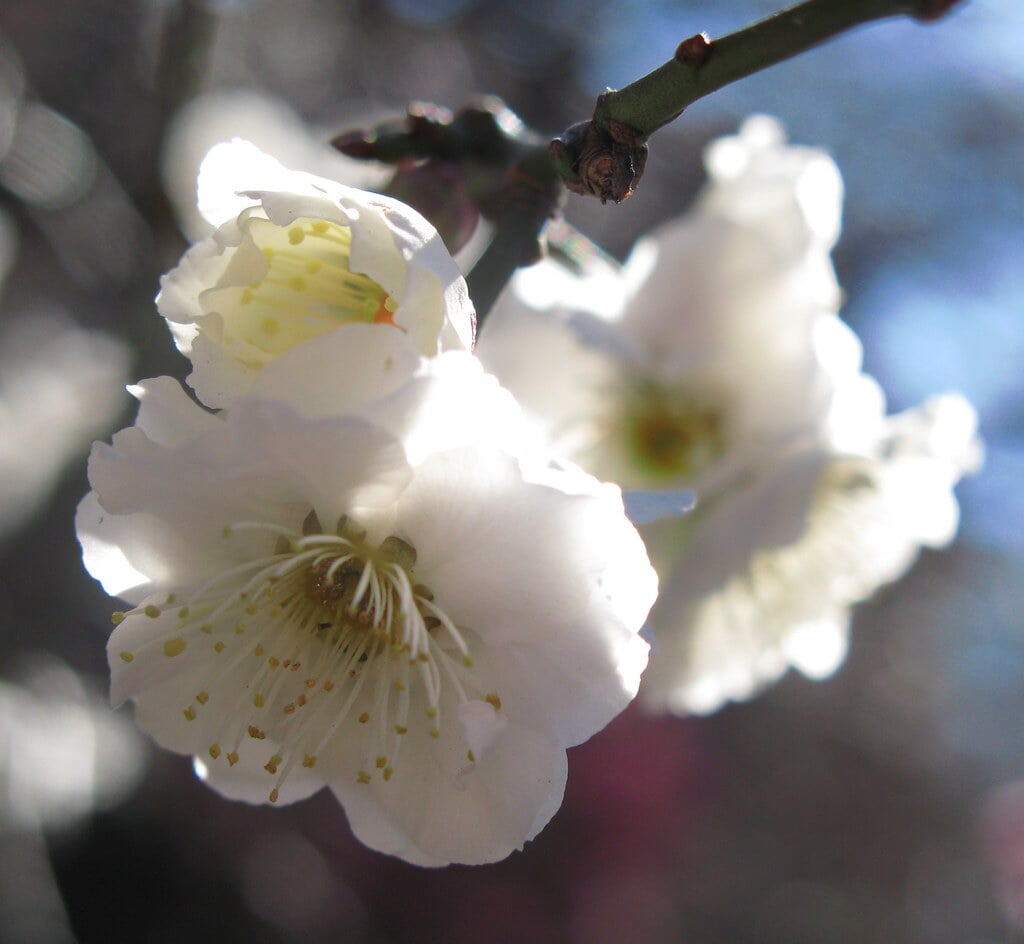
[114,511,492,802]
[618,378,726,484]
[199,215,400,365]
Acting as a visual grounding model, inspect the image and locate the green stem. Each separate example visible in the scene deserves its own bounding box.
[597,0,965,136]
[466,209,549,335]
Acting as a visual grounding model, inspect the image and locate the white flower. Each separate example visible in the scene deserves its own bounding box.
[76,341,654,865]
[478,116,980,714]
[641,392,981,714]
[481,116,845,494]
[158,139,475,409]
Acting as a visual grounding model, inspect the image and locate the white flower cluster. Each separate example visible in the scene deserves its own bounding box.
[77,142,655,866]
[79,116,979,865]
[479,115,981,715]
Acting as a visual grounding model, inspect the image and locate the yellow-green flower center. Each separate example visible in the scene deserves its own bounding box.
[199,216,399,366]
[618,379,726,484]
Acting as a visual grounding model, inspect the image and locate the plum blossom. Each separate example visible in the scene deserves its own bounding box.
[76,334,654,865]
[640,390,980,713]
[158,140,475,409]
[477,116,980,714]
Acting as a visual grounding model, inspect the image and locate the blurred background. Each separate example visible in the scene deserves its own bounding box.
[0,1,1021,941]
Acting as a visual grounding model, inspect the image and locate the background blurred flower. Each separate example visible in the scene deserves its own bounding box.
[480,117,980,714]
[0,311,129,539]
[0,656,145,831]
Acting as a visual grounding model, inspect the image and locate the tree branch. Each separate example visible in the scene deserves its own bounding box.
[551,0,968,202]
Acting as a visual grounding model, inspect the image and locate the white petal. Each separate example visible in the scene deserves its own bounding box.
[247,324,423,418]
[85,393,412,592]
[194,751,323,807]
[77,493,175,603]
[326,709,567,866]
[458,699,509,761]
[128,376,220,446]
[397,447,656,650]
[359,351,535,464]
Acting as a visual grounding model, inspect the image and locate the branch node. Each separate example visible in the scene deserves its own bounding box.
[675,32,713,69]
[550,112,648,205]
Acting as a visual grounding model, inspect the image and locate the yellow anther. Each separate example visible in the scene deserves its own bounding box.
[200,624,213,634]
[178,607,190,619]
[425,706,437,719]
[235,623,245,635]
[288,226,305,245]
[254,644,264,657]
[463,655,474,668]
[253,693,265,708]
[268,656,280,668]
[209,744,221,759]
[430,728,440,739]
[262,247,275,261]
[264,755,282,774]
[357,770,372,784]
[166,594,177,605]
[222,525,233,538]
[302,755,317,769]
[269,788,280,803]
[466,750,475,763]
[247,725,266,740]
[227,751,239,766]
[163,637,186,657]
[214,641,225,653]
[144,605,161,619]
[183,706,196,721]
[485,693,502,712]
[323,680,335,692]
[383,767,393,782]
[111,611,125,625]
[394,724,408,735]
[311,221,329,235]
[288,276,306,292]
[119,651,134,663]
[304,678,317,689]
[196,691,209,705]
[375,756,387,769]
[358,712,370,724]
[393,680,407,692]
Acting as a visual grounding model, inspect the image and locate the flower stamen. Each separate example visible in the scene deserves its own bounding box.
[115,512,496,799]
